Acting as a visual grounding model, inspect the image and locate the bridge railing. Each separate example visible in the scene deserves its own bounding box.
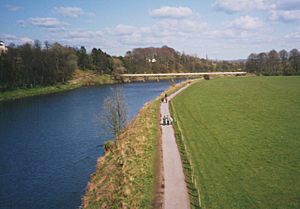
[121,72,247,77]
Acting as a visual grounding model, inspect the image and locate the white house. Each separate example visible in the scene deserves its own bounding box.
[0,41,8,54]
[147,58,157,63]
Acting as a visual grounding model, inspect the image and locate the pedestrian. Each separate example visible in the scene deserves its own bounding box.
[163,115,166,125]
[169,116,173,125]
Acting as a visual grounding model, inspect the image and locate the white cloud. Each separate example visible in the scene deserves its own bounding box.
[276,0,300,10]
[104,13,208,48]
[111,25,138,35]
[212,0,300,24]
[212,0,274,13]
[4,4,22,12]
[54,7,84,18]
[150,6,193,18]
[48,29,105,48]
[0,34,33,45]
[156,18,207,33]
[51,30,102,40]
[226,16,264,30]
[285,26,300,40]
[17,17,66,28]
[270,9,300,22]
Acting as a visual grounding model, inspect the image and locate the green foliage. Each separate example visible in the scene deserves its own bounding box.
[0,42,77,89]
[246,49,300,75]
[104,140,116,153]
[123,46,243,74]
[0,42,245,92]
[172,77,300,209]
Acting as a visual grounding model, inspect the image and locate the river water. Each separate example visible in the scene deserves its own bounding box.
[0,81,175,209]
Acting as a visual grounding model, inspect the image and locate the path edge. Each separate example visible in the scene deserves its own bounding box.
[169,83,202,209]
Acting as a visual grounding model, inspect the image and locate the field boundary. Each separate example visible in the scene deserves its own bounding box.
[170,97,202,209]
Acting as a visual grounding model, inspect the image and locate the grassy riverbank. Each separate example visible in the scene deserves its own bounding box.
[171,76,300,208]
[0,70,115,102]
[83,81,191,209]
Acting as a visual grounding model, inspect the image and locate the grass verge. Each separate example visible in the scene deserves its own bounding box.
[170,101,202,209]
[171,76,300,208]
[83,100,160,209]
[82,80,193,209]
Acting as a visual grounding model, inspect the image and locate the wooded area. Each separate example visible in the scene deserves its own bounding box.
[0,41,115,90]
[123,45,243,73]
[0,40,299,90]
[0,41,77,89]
[245,49,300,75]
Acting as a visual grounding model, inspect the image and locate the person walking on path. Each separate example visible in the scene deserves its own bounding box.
[160,85,190,209]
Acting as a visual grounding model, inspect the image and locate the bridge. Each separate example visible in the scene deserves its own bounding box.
[120,72,247,81]
[121,72,246,77]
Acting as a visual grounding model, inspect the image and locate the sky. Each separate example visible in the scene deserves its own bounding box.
[0,0,299,60]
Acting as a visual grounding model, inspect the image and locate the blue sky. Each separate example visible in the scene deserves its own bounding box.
[0,0,299,59]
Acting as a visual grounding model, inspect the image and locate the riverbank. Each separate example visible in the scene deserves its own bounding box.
[0,70,116,102]
[82,80,192,209]
[0,69,192,102]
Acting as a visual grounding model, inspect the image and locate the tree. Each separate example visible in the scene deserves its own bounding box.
[101,86,128,138]
[289,49,300,74]
[267,50,280,75]
[246,53,258,73]
[77,46,89,70]
[257,52,268,75]
[245,48,300,75]
[279,49,290,75]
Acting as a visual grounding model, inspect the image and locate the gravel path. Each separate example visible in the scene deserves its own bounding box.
[161,84,190,209]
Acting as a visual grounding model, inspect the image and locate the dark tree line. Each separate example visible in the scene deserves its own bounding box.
[0,42,116,90]
[76,46,114,74]
[9,42,299,91]
[246,49,300,75]
[0,41,77,90]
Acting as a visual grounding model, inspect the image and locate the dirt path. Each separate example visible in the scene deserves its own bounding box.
[161,84,190,209]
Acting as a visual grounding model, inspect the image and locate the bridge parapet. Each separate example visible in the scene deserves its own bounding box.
[121,72,247,78]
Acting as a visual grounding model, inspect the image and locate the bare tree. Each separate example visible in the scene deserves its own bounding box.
[101,86,128,138]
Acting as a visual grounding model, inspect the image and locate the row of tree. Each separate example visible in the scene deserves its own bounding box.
[76,46,114,74]
[1,40,299,90]
[122,46,244,74]
[0,43,245,90]
[245,49,300,75]
[0,42,116,90]
[0,41,77,89]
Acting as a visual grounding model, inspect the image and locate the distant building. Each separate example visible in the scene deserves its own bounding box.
[0,41,8,54]
[147,58,157,63]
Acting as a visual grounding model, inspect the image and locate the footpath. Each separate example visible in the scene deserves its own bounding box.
[161,84,190,209]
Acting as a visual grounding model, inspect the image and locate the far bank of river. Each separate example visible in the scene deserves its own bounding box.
[0,80,182,209]
[0,73,116,102]
[0,70,181,102]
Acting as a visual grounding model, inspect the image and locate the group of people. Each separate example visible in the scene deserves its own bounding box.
[161,93,173,125]
[162,115,173,126]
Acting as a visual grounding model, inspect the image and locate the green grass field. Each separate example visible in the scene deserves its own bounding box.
[172,76,300,209]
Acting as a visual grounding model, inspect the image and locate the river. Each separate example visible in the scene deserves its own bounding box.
[0,80,176,209]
